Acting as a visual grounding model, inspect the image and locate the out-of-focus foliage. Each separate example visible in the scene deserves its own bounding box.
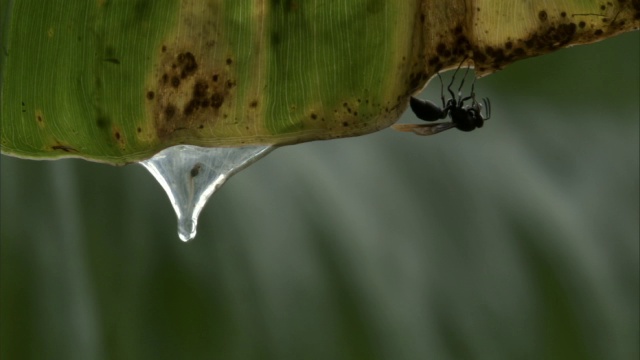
[1,32,638,360]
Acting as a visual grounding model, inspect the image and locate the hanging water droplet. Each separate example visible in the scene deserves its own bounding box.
[140,145,274,242]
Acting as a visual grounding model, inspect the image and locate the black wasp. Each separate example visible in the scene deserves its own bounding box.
[394,59,491,136]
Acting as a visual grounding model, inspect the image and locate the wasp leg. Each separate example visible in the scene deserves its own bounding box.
[483,98,491,120]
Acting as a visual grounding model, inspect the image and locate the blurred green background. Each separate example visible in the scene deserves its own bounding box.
[1,32,638,360]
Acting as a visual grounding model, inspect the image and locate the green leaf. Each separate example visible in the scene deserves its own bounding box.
[1,0,638,164]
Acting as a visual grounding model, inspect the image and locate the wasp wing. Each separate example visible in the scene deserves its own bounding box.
[391,122,456,136]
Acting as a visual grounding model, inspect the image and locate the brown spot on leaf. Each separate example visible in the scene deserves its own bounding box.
[193,81,209,98]
[165,105,176,119]
[538,10,548,21]
[153,46,238,139]
[184,100,199,116]
[210,93,224,108]
[177,52,198,78]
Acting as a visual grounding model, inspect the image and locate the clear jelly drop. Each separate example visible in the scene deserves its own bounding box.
[140,145,274,242]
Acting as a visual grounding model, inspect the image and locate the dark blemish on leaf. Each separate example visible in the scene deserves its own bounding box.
[454,25,463,34]
[171,76,180,88]
[226,80,235,89]
[226,58,232,65]
[594,29,603,35]
[505,41,513,49]
[96,116,109,128]
[538,10,548,21]
[212,74,219,82]
[146,91,155,100]
[561,11,567,17]
[165,105,176,119]
[177,52,197,78]
[210,93,224,108]
[525,38,535,48]
[455,35,470,49]
[250,100,258,108]
[115,131,121,140]
[190,163,202,178]
[579,21,586,28]
[342,121,349,127]
[104,58,121,65]
[162,45,167,52]
[37,116,43,122]
[600,5,606,10]
[162,73,168,83]
[198,124,204,129]
[137,127,142,133]
[310,113,317,120]
[52,145,78,153]
[184,100,198,116]
[193,81,208,98]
